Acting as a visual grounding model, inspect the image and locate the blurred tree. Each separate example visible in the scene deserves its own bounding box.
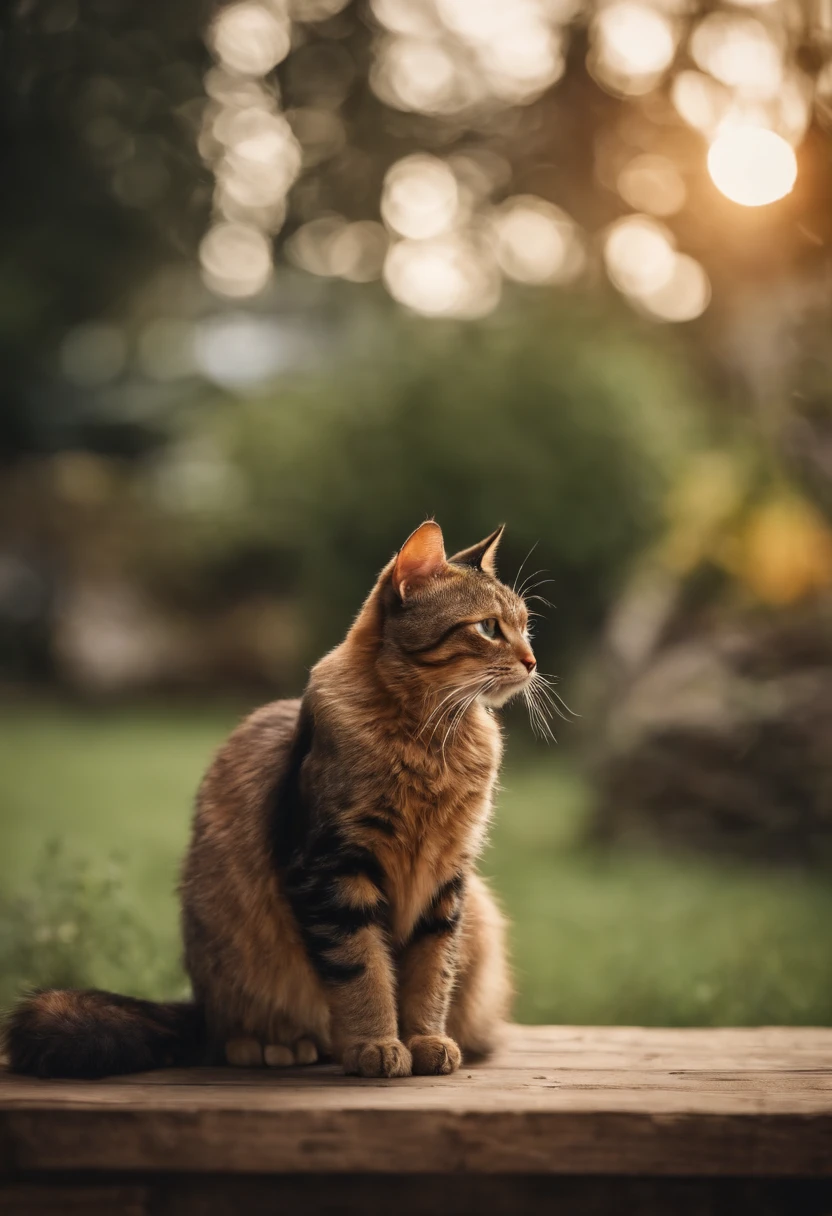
[132,292,704,670]
[1,0,831,464]
[0,0,209,457]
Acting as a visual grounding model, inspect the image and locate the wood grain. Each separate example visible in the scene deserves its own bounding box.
[1,1026,830,1178]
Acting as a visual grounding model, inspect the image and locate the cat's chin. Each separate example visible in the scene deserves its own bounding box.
[478,680,528,709]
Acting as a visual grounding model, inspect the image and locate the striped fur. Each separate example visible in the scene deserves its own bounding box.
[6,522,535,1079]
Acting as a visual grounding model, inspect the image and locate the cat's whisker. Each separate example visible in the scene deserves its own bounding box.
[531,673,579,721]
[520,574,556,592]
[516,568,548,599]
[524,681,557,743]
[550,690,580,720]
[512,541,539,594]
[423,675,490,750]
[531,675,576,727]
[424,695,471,751]
[418,675,493,741]
[438,694,470,762]
[444,679,491,742]
[529,674,557,723]
[440,678,496,764]
[522,685,552,742]
[418,676,491,739]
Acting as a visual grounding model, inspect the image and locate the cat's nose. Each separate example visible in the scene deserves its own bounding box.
[519,651,536,673]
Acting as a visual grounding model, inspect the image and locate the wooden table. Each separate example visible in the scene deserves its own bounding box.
[1,1025,831,1214]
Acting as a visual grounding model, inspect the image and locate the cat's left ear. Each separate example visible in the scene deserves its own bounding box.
[393,521,447,600]
[450,524,505,576]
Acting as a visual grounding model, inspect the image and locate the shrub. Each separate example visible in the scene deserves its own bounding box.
[0,840,185,1010]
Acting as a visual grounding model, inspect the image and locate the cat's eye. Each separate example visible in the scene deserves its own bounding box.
[477,618,500,640]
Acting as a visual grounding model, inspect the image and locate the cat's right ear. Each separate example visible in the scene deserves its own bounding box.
[392,521,446,600]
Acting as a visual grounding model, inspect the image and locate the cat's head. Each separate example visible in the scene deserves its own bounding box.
[372,520,538,716]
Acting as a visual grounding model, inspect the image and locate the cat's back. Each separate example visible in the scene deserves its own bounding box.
[183,698,300,886]
[181,697,321,1027]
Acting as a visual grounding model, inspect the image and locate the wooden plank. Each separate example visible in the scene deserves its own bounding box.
[1,1026,830,1178]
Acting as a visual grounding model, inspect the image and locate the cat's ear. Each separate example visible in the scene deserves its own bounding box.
[450,525,505,576]
[393,521,447,600]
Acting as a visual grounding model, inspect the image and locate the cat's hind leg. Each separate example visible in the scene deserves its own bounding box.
[262,1011,324,1066]
[264,1037,319,1066]
[225,1037,264,1066]
[446,873,512,1060]
[224,1008,324,1067]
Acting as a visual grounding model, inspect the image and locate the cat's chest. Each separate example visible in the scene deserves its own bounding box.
[382,773,493,942]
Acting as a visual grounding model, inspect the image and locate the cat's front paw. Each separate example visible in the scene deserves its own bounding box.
[342,1038,412,1078]
[407,1034,462,1076]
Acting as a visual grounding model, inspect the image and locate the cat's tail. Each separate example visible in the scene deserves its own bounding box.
[4,988,205,1078]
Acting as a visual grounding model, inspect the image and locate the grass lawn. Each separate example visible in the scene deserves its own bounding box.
[1,703,830,1025]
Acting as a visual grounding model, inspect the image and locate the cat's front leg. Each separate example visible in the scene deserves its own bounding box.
[397,873,465,1075]
[285,837,411,1078]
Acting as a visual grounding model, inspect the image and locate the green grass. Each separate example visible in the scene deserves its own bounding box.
[1,704,830,1025]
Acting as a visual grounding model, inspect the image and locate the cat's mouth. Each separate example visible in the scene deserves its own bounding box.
[478,678,529,708]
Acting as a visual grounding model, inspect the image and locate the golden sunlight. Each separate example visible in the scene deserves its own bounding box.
[707,126,797,207]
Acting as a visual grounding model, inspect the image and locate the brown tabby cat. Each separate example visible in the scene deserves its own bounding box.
[6,521,542,1079]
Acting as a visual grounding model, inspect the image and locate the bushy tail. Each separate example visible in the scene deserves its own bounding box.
[4,989,204,1079]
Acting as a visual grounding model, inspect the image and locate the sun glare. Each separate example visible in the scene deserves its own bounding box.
[707,126,797,207]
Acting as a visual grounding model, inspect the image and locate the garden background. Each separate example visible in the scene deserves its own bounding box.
[1,0,831,1026]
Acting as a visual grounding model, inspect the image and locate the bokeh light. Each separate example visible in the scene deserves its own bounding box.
[592,2,676,95]
[604,215,676,298]
[215,109,302,218]
[604,216,709,322]
[707,126,797,207]
[370,0,569,112]
[201,2,303,291]
[327,222,390,283]
[193,312,287,388]
[370,37,477,115]
[383,234,500,318]
[637,253,711,322]
[671,70,731,137]
[618,154,686,217]
[370,0,438,37]
[287,217,389,281]
[690,13,782,98]
[197,0,810,323]
[290,0,351,19]
[437,0,526,46]
[199,221,273,298]
[209,3,291,76]
[491,196,584,285]
[433,0,565,103]
[478,22,565,103]
[381,155,461,240]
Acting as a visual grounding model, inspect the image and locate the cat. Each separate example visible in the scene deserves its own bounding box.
[5,520,543,1080]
